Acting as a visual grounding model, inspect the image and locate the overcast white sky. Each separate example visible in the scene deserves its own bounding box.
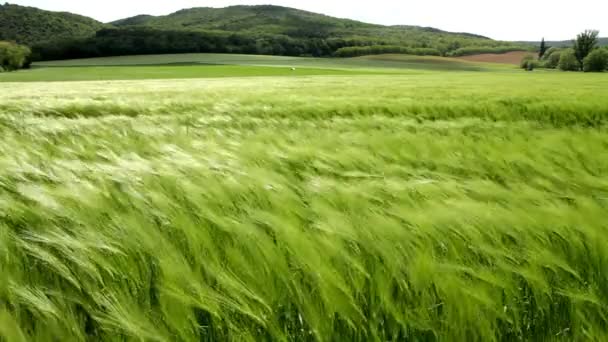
[8,0,608,41]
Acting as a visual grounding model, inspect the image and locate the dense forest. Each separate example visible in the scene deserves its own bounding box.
[0,3,105,45]
[2,3,533,61]
[33,27,532,60]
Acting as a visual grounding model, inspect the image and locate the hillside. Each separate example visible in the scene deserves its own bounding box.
[4,3,527,60]
[111,5,375,37]
[0,3,105,45]
[111,5,504,50]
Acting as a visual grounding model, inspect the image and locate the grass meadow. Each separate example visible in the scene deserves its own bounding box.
[1,55,608,341]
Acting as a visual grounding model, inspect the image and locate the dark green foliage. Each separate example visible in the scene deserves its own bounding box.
[334,45,440,57]
[558,49,579,71]
[111,5,486,44]
[112,5,373,38]
[583,48,608,72]
[18,4,528,60]
[573,30,599,69]
[538,38,547,59]
[0,3,105,45]
[31,25,529,61]
[0,40,30,71]
[126,6,526,56]
[32,28,344,60]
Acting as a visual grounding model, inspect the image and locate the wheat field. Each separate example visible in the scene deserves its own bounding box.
[1,72,608,341]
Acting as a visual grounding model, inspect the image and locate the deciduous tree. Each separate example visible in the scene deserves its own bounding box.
[573,30,599,70]
[0,41,31,71]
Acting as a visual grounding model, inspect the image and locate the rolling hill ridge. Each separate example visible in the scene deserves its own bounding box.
[0,3,105,45]
[110,5,494,44]
[2,3,529,60]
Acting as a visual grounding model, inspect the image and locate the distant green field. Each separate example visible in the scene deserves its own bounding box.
[33,53,495,71]
[0,64,384,82]
[0,53,512,82]
[1,55,607,341]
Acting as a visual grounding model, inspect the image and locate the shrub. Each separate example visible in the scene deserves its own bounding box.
[520,54,537,70]
[558,49,579,71]
[528,59,540,70]
[544,50,562,69]
[583,49,608,72]
[541,47,559,61]
[0,41,31,72]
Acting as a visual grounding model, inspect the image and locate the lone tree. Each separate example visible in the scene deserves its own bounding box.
[539,38,548,59]
[573,30,599,70]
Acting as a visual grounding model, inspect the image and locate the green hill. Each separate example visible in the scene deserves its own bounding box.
[4,3,527,60]
[111,5,505,51]
[111,5,375,36]
[0,3,105,45]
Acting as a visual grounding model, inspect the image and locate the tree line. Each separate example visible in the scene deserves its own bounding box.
[0,27,528,71]
[31,28,399,61]
[521,30,607,72]
[29,27,530,62]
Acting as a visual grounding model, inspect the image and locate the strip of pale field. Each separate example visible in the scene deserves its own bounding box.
[1,74,608,340]
[32,53,494,70]
[2,73,606,124]
[0,64,389,82]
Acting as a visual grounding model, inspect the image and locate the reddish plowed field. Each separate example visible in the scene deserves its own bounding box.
[455,51,532,65]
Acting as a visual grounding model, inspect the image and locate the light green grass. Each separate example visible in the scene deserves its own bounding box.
[0,64,392,82]
[1,72,608,341]
[0,53,519,82]
[3,53,512,83]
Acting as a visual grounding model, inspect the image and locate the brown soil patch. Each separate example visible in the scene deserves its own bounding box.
[454,51,533,65]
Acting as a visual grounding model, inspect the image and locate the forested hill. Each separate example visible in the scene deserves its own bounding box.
[111,5,378,36]
[112,5,485,39]
[0,3,105,45]
[2,3,529,60]
[111,5,503,51]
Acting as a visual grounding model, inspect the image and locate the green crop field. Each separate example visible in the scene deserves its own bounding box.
[1,55,608,341]
[0,64,382,83]
[0,54,511,83]
[32,53,495,71]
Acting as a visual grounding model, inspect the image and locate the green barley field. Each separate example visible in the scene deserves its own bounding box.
[1,54,608,341]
